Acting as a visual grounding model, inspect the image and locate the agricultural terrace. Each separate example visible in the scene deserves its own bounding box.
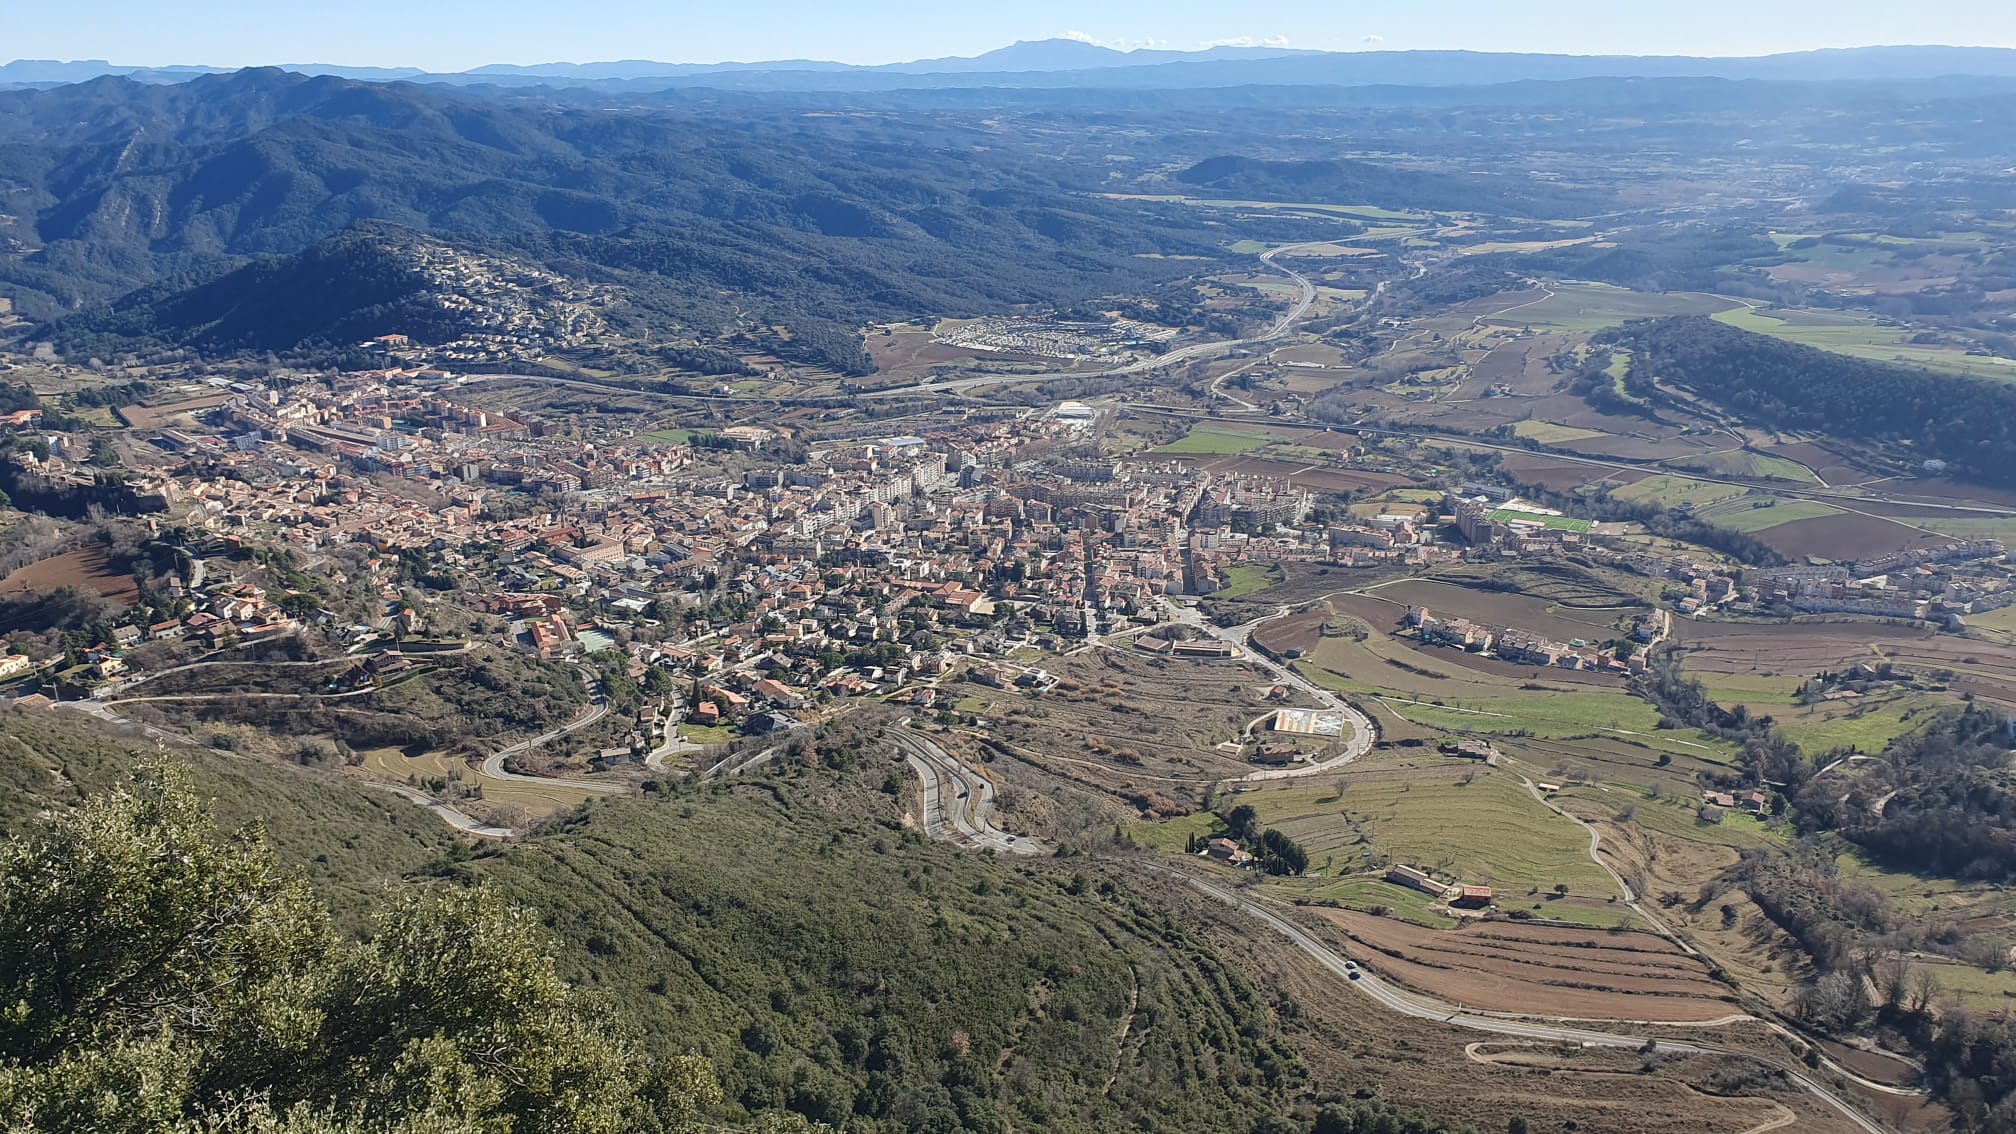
[1311,909,1739,1022]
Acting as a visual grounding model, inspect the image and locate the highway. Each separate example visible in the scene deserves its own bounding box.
[892,726,1046,855]
[859,241,1325,400]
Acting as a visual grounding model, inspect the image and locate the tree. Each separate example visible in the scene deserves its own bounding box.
[1223,804,1261,843]
[1258,829,1309,877]
[0,767,720,1133]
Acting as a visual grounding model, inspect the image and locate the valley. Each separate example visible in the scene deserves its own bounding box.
[5,36,2016,1134]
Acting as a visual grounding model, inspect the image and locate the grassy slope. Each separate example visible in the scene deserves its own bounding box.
[455,764,1302,1133]
[0,708,461,928]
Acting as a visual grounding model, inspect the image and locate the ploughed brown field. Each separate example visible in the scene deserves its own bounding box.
[0,547,138,605]
[1315,908,1741,1022]
[1671,619,2016,710]
[1753,511,1947,561]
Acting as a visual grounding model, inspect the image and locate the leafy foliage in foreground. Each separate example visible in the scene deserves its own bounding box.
[0,707,456,927]
[0,766,716,1133]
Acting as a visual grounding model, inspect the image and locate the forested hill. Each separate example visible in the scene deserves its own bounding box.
[1601,316,2016,486]
[0,708,1367,1134]
[0,69,1251,365]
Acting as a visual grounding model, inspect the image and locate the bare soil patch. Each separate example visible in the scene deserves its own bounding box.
[0,547,138,605]
[1754,512,1942,561]
[1314,908,1740,1021]
[115,394,232,431]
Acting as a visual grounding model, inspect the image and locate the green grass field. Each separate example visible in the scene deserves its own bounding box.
[1487,508,1593,533]
[1611,476,1752,510]
[1965,605,2016,634]
[1215,564,1282,600]
[1713,307,2016,382]
[1226,772,1620,896]
[1511,420,1610,444]
[678,723,736,745]
[1766,695,1949,756]
[1155,425,1273,455]
[1484,283,1739,333]
[1694,496,1843,533]
[1373,690,1657,736]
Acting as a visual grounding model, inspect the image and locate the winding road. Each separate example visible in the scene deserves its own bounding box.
[477,664,625,794]
[1170,870,1893,1134]
[1159,599,1379,781]
[892,726,1045,855]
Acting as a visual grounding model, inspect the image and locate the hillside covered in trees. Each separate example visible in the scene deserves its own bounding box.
[1600,316,2016,485]
[0,708,1479,1134]
[0,70,1275,370]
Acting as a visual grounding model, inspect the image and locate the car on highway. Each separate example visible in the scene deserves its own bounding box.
[1348,970,1361,980]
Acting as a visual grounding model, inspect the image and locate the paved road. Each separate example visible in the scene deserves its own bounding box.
[360,782,515,838]
[892,727,1045,855]
[1159,599,1378,781]
[860,242,1324,400]
[477,665,625,794]
[1172,870,1892,1134]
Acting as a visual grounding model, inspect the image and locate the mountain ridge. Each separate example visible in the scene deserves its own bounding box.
[12,41,2016,92]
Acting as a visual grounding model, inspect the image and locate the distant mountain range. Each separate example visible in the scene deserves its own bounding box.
[10,41,2016,92]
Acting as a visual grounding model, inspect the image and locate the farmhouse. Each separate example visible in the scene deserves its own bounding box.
[1386,864,1451,898]
[1453,885,1495,908]
[1205,837,1253,866]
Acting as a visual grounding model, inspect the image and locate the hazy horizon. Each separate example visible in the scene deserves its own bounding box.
[11,0,2016,73]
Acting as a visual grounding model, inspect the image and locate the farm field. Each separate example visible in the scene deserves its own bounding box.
[1671,449,1821,484]
[1345,578,1640,642]
[1672,620,2016,710]
[1154,424,1273,455]
[959,648,1302,797]
[634,427,701,444]
[1479,283,1739,332]
[0,546,140,606]
[1610,475,1751,510]
[1219,766,1620,895]
[1965,605,2016,634]
[1692,495,1843,533]
[1713,306,2016,381]
[357,746,595,822]
[1310,908,1739,1021]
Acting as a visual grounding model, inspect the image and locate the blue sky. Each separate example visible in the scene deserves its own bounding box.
[12,0,2016,71]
